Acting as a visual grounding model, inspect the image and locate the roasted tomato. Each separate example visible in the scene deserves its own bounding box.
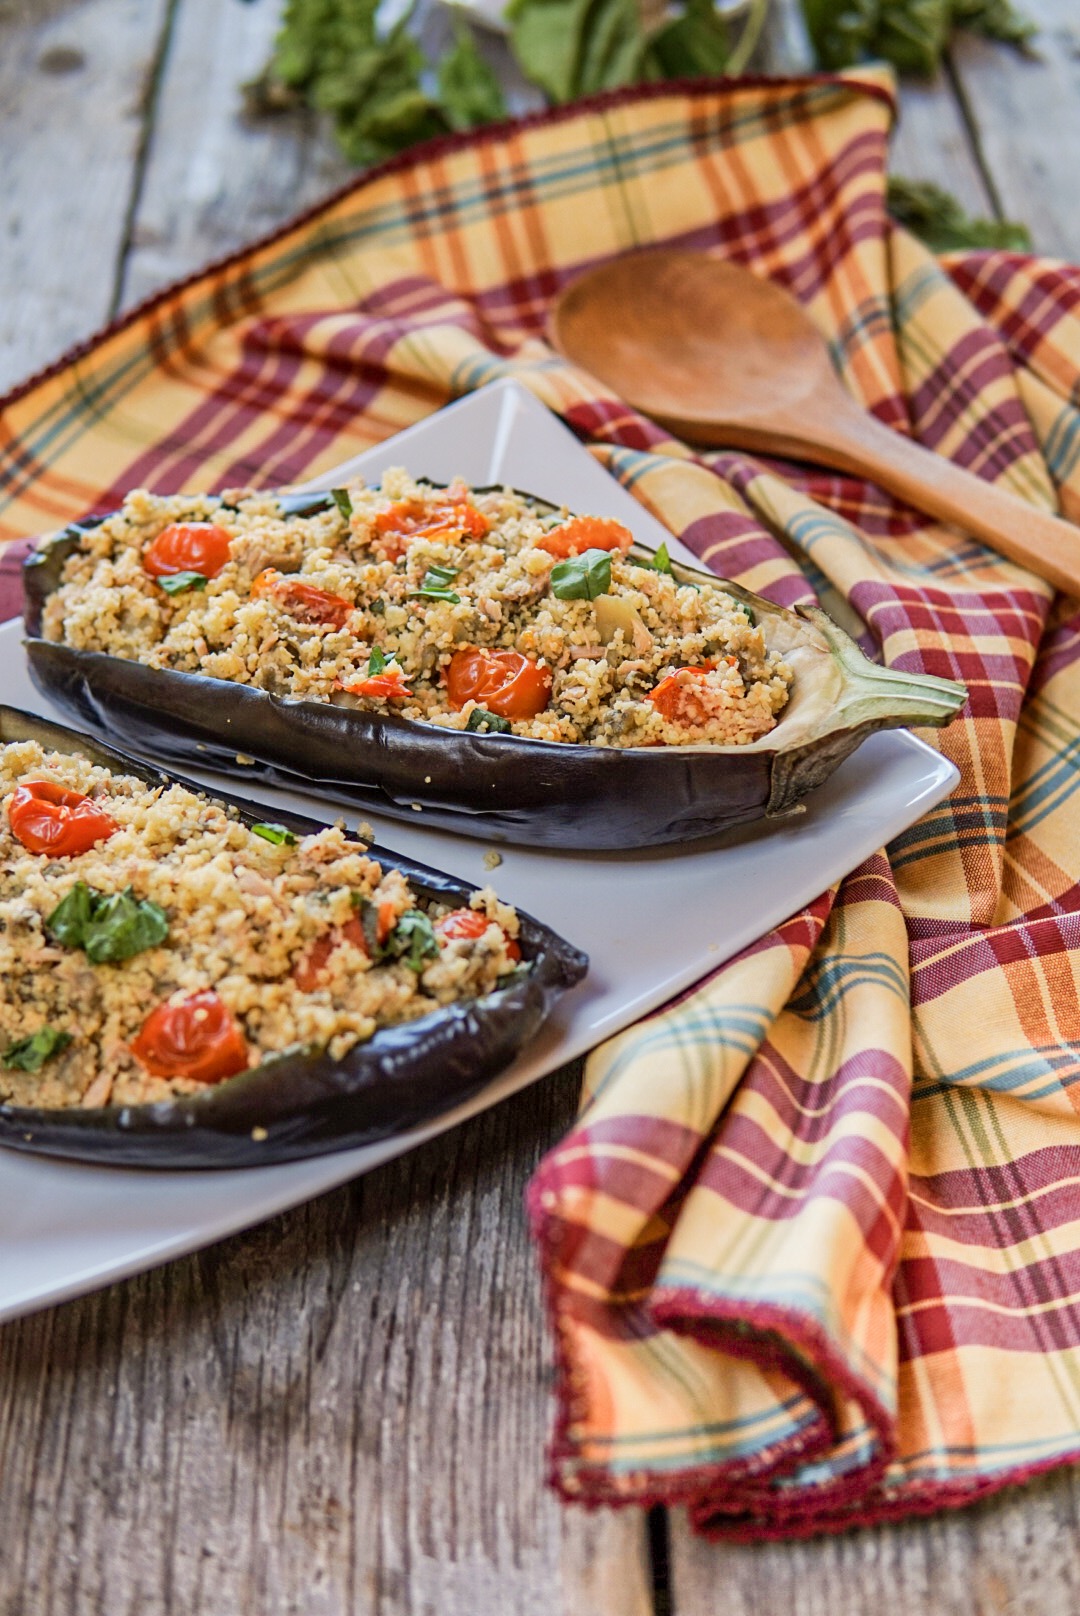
[535,517,634,560]
[292,916,368,991]
[143,522,232,580]
[446,649,552,720]
[251,570,352,629]
[647,660,736,724]
[340,668,413,700]
[8,780,118,857]
[435,907,521,961]
[131,990,249,1084]
[374,497,490,559]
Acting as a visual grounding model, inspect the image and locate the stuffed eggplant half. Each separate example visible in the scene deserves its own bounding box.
[0,706,586,1168]
[23,475,967,850]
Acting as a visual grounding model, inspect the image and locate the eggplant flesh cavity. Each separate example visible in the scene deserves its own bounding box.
[22,495,967,851]
[0,706,587,1169]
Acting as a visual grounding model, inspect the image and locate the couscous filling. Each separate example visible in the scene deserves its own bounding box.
[0,740,523,1111]
[42,472,794,747]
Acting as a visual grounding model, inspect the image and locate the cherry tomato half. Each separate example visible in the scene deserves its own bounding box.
[8,780,118,857]
[251,569,352,629]
[647,660,735,724]
[373,498,490,559]
[143,522,232,580]
[445,649,552,720]
[130,990,249,1084]
[434,907,521,961]
[341,670,413,700]
[292,916,368,992]
[535,517,634,560]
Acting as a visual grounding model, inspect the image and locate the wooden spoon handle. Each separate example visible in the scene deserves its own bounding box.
[808,400,1080,596]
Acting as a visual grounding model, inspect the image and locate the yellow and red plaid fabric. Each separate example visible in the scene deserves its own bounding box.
[4,69,1080,1538]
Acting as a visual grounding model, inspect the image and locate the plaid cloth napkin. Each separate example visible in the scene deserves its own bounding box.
[4,69,1080,1539]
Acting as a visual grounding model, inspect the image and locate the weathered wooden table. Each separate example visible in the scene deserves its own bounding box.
[2,1,1080,1610]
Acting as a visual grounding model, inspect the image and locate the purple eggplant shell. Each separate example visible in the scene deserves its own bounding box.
[22,491,967,851]
[0,706,587,1169]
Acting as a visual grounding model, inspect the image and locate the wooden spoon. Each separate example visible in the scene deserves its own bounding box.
[549,250,1080,596]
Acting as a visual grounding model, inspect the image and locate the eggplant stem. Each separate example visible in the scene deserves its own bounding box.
[804,606,968,731]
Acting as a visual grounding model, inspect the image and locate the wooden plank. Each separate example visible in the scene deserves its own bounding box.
[119,0,355,308]
[950,0,1080,259]
[888,76,995,216]
[667,1477,1080,1615]
[0,0,170,394]
[0,1063,653,1615]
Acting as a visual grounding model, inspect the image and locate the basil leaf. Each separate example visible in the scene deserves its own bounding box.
[3,1026,73,1073]
[387,908,440,972]
[368,645,389,676]
[637,541,673,575]
[550,547,612,601]
[158,571,207,596]
[46,881,95,948]
[331,487,353,519]
[421,564,459,588]
[465,708,512,734]
[369,598,386,616]
[48,882,169,963]
[252,822,297,846]
[410,587,461,603]
[81,887,170,964]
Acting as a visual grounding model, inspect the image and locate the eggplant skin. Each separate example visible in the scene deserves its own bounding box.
[22,498,966,851]
[0,706,587,1170]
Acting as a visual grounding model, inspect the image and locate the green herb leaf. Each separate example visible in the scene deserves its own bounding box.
[3,1026,73,1073]
[255,0,448,166]
[368,645,389,676]
[331,487,353,519]
[387,908,440,972]
[437,18,508,131]
[887,175,1033,253]
[637,541,673,575]
[409,587,462,603]
[252,822,298,846]
[411,564,462,602]
[369,598,386,616]
[465,708,513,734]
[158,571,208,596]
[82,888,170,964]
[550,547,612,601]
[46,881,95,949]
[799,0,1033,76]
[46,881,169,964]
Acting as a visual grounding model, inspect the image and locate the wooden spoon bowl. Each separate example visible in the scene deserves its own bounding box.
[550,250,1080,597]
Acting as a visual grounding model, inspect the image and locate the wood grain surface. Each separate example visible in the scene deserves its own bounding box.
[2,0,1080,1610]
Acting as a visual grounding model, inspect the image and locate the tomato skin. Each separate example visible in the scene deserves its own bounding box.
[292,916,368,992]
[435,907,521,961]
[130,991,249,1084]
[373,498,490,558]
[445,649,552,720]
[647,660,734,724]
[8,780,118,857]
[535,517,633,560]
[251,570,352,629]
[342,671,413,700]
[143,522,232,580]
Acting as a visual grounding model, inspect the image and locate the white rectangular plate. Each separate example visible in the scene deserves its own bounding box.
[0,380,958,1321]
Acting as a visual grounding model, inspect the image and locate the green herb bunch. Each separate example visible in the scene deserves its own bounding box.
[249,0,1035,251]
